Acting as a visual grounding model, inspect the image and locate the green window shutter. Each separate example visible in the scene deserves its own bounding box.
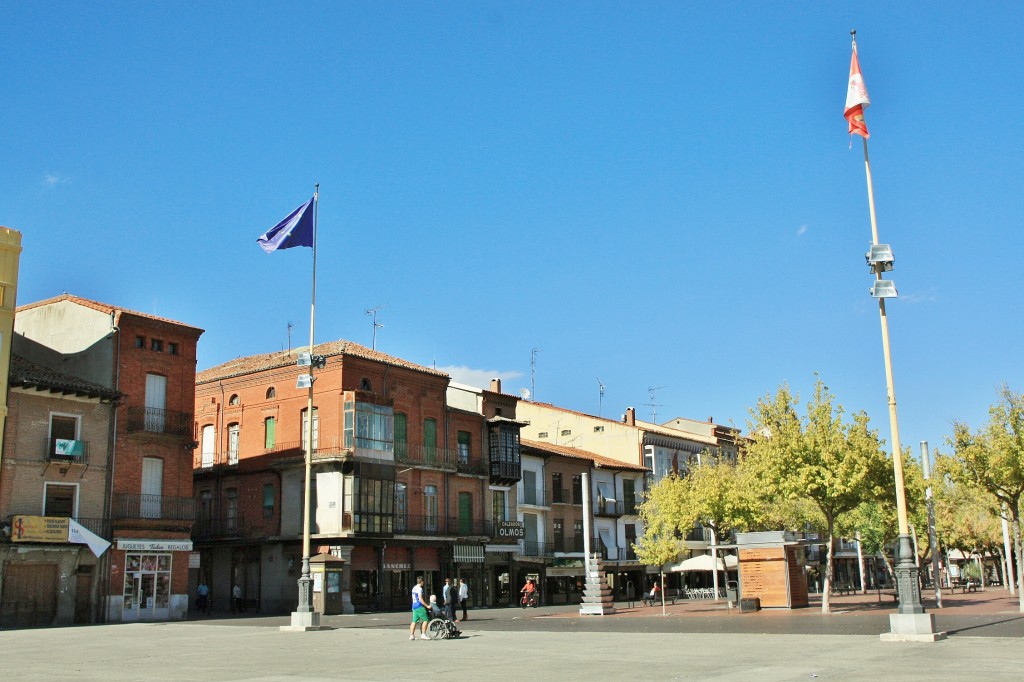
[264,417,276,449]
[394,413,407,459]
[423,418,437,462]
[458,492,472,535]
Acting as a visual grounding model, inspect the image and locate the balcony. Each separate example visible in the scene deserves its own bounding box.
[456,455,487,476]
[395,443,458,470]
[593,499,623,517]
[193,514,251,541]
[521,540,553,558]
[46,438,90,465]
[125,407,193,437]
[519,487,551,508]
[550,488,572,505]
[113,493,195,522]
[391,515,488,537]
[489,461,521,486]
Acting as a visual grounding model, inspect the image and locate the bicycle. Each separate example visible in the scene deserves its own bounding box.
[520,591,539,608]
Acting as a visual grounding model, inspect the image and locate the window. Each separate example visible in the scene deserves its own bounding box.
[538,431,549,438]
[135,336,145,348]
[423,418,437,462]
[44,483,77,517]
[458,492,473,535]
[228,394,240,406]
[150,338,163,352]
[141,457,163,518]
[49,413,81,460]
[144,374,167,432]
[491,489,507,522]
[593,425,605,433]
[560,429,571,437]
[354,479,395,533]
[394,413,408,459]
[360,378,373,391]
[424,485,438,532]
[227,423,240,465]
[623,479,637,514]
[553,518,564,551]
[301,407,319,450]
[572,475,583,505]
[343,401,394,451]
[263,484,275,518]
[573,520,584,552]
[264,417,276,450]
[167,342,178,355]
[457,431,471,464]
[395,483,407,532]
[551,472,564,503]
[225,488,238,531]
[266,387,276,399]
[489,424,520,465]
[201,424,215,467]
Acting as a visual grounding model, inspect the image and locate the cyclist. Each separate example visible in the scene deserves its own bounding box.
[520,579,538,607]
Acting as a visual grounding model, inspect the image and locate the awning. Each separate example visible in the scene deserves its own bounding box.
[598,528,614,553]
[454,544,484,563]
[666,553,738,572]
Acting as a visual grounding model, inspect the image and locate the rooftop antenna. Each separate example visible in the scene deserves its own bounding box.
[645,385,667,422]
[531,347,541,402]
[365,304,387,350]
[597,377,606,418]
[287,322,294,353]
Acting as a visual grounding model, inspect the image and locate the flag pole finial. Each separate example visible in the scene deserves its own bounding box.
[850,29,857,47]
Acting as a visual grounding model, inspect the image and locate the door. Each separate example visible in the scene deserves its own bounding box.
[141,457,163,518]
[458,492,473,535]
[0,564,58,627]
[144,374,167,432]
[122,554,171,621]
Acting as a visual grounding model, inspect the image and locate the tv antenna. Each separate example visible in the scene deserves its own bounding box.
[597,377,606,417]
[287,322,294,353]
[645,385,667,423]
[531,347,541,402]
[365,304,387,350]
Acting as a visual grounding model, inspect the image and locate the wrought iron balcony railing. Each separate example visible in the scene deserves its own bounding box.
[113,493,195,521]
[125,406,193,437]
[47,438,90,464]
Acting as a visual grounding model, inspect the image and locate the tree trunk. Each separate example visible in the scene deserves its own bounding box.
[822,519,835,614]
[1012,508,1024,613]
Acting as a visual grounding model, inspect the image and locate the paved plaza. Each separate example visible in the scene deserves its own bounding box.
[1,589,1021,681]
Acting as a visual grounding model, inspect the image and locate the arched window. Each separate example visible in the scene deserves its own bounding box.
[360,378,373,392]
[228,394,240,406]
[266,387,276,399]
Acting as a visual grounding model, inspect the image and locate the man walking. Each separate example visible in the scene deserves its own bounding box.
[409,576,430,640]
[458,579,469,621]
[442,577,456,622]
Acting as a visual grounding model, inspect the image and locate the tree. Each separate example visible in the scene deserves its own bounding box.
[634,475,686,615]
[744,379,892,613]
[946,385,1024,612]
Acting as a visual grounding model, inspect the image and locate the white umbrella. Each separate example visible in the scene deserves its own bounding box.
[666,554,738,572]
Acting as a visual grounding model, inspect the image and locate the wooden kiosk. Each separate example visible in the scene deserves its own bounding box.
[735,531,809,609]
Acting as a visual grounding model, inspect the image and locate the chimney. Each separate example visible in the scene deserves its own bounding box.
[625,407,636,426]
[490,378,502,394]
[708,416,713,423]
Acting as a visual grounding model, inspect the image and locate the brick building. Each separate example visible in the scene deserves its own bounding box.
[192,341,515,614]
[8,294,203,623]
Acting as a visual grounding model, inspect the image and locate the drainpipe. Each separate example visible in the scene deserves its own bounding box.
[101,312,121,624]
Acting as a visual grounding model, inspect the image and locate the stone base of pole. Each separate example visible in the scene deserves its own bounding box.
[280,572,328,632]
[880,534,946,642]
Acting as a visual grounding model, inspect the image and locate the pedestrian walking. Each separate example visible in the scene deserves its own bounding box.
[232,584,242,613]
[197,578,210,615]
[409,576,430,640]
[458,579,469,620]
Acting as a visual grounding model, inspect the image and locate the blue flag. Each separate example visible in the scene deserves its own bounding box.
[257,196,315,253]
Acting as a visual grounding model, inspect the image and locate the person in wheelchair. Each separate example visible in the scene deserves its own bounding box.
[426,594,461,639]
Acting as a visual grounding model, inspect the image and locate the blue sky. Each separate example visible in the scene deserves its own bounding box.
[3,2,1022,454]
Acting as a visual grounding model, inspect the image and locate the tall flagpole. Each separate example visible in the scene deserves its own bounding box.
[851,32,940,641]
[286,183,322,631]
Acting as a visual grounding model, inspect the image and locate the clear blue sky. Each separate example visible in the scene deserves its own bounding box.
[3,2,1022,455]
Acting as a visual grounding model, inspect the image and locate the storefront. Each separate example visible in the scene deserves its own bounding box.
[110,539,191,622]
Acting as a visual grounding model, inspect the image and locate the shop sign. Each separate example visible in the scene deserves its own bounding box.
[384,562,411,570]
[10,515,69,543]
[496,521,524,539]
[116,539,193,551]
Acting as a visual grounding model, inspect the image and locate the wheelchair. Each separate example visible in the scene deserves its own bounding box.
[426,610,462,640]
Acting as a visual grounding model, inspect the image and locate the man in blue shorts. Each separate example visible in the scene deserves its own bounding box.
[409,576,430,640]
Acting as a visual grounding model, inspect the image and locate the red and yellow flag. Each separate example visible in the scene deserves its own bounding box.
[845,44,870,138]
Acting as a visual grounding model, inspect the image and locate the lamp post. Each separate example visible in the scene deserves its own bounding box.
[921,441,942,608]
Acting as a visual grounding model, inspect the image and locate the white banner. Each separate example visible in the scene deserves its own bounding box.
[68,519,111,557]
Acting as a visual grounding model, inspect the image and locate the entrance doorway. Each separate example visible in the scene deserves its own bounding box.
[122,553,171,621]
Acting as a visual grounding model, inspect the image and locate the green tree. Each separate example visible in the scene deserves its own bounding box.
[745,379,892,612]
[946,385,1024,612]
[634,479,685,615]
